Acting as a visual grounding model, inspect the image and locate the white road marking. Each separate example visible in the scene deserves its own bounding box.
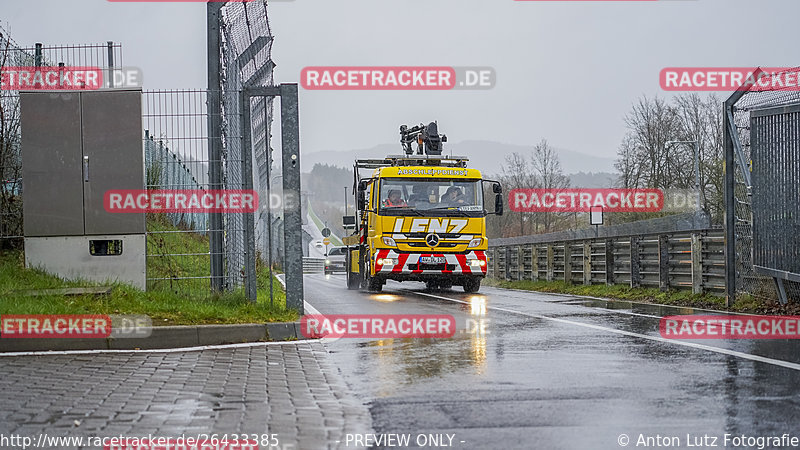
[595,310,664,320]
[485,285,758,316]
[406,290,800,372]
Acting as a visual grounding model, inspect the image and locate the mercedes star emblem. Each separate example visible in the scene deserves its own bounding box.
[425,233,440,248]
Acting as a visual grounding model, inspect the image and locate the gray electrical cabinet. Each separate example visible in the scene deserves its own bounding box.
[21,89,146,289]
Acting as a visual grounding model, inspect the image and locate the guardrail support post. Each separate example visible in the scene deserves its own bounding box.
[583,241,592,285]
[546,245,554,282]
[605,239,615,285]
[658,234,670,292]
[491,248,498,279]
[691,233,703,294]
[630,237,641,288]
[504,246,511,281]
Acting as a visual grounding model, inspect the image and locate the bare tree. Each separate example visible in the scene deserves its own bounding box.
[673,93,724,221]
[622,96,686,190]
[614,134,643,189]
[530,139,570,233]
[499,152,535,235]
[0,32,24,246]
[614,93,725,224]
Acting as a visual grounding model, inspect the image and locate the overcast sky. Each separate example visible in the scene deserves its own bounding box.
[3,0,799,161]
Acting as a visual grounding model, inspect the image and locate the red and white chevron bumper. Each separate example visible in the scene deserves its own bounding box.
[373,250,487,275]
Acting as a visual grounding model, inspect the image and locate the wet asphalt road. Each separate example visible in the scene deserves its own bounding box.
[304,274,800,450]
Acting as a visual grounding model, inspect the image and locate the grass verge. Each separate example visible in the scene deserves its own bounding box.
[482,278,797,315]
[0,216,298,325]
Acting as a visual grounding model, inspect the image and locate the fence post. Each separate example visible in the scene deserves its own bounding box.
[207,2,226,292]
[504,246,511,281]
[583,241,592,285]
[517,245,524,281]
[563,243,572,283]
[531,245,539,281]
[605,239,615,285]
[279,84,305,314]
[658,234,670,292]
[691,233,704,294]
[630,236,641,288]
[492,248,498,279]
[546,244,554,281]
[239,90,257,301]
[723,96,738,307]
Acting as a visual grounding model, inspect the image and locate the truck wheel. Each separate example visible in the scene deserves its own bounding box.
[463,278,481,293]
[368,276,384,293]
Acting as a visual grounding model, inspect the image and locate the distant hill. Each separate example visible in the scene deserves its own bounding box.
[301,140,616,177]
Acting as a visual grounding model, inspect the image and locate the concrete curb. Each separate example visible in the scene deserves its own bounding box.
[0,322,309,352]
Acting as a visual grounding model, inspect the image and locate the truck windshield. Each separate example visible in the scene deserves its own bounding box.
[378,178,484,216]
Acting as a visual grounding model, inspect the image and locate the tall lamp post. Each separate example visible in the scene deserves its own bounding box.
[344,186,348,218]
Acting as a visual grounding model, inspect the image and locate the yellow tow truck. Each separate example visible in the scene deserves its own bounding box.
[342,122,503,293]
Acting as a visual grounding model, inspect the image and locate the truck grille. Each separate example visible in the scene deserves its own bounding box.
[404,232,464,239]
[408,263,457,271]
[406,242,458,248]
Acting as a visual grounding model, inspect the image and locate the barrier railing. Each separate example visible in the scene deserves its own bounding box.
[303,257,326,274]
[488,229,725,295]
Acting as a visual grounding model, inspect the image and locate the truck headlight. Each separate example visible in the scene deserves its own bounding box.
[378,258,396,266]
[468,237,483,248]
[382,237,396,247]
[469,259,486,267]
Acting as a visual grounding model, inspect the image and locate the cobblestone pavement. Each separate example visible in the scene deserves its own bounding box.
[0,341,372,449]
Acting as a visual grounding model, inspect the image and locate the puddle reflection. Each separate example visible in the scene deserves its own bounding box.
[361,331,489,395]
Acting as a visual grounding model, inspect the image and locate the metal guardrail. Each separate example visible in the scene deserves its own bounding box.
[488,229,725,295]
[303,257,326,274]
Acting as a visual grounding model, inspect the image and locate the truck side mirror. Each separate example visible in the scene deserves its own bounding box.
[495,193,503,216]
[358,191,366,209]
[492,183,502,194]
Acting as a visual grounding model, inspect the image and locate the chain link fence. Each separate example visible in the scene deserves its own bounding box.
[725,67,800,303]
[213,1,276,295]
[203,0,274,296]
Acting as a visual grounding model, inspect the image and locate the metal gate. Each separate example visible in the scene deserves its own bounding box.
[724,67,800,304]
[750,104,800,302]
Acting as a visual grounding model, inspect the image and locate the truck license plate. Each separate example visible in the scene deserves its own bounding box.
[420,256,446,265]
